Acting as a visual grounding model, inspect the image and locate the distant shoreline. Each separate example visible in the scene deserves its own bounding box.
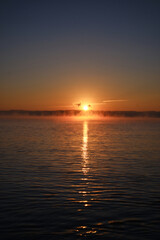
[0,110,160,118]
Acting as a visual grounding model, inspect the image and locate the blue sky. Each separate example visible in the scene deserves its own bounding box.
[1,0,160,110]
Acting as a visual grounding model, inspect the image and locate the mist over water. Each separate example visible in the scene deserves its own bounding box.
[1,110,160,118]
[0,118,160,240]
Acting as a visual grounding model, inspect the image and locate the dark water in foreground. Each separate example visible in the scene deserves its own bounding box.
[0,118,160,240]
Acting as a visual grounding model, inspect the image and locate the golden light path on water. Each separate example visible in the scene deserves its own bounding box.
[82,121,89,176]
[79,121,90,208]
[76,121,98,236]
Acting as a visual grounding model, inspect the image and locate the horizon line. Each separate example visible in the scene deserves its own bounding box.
[0,110,160,118]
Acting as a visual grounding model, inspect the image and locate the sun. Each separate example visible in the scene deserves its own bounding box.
[83,105,89,111]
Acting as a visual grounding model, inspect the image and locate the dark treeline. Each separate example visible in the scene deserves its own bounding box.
[0,110,160,118]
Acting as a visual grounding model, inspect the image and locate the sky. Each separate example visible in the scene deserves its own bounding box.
[1,0,160,111]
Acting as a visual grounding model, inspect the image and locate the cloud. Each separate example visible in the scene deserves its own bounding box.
[103,99,128,103]
[90,99,128,106]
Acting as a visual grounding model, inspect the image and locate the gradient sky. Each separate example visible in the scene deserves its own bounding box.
[1,0,160,110]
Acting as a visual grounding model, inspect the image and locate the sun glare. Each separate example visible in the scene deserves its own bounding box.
[83,105,89,111]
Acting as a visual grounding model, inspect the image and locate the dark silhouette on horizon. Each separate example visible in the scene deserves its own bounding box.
[0,110,160,118]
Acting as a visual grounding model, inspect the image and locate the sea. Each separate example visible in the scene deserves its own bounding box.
[0,117,160,240]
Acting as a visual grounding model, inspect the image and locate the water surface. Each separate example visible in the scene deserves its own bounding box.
[0,118,160,239]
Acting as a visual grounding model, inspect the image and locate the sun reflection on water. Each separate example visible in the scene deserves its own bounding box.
[77,121,91,210]
[82,121,89,176]
[75,121,94,236]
